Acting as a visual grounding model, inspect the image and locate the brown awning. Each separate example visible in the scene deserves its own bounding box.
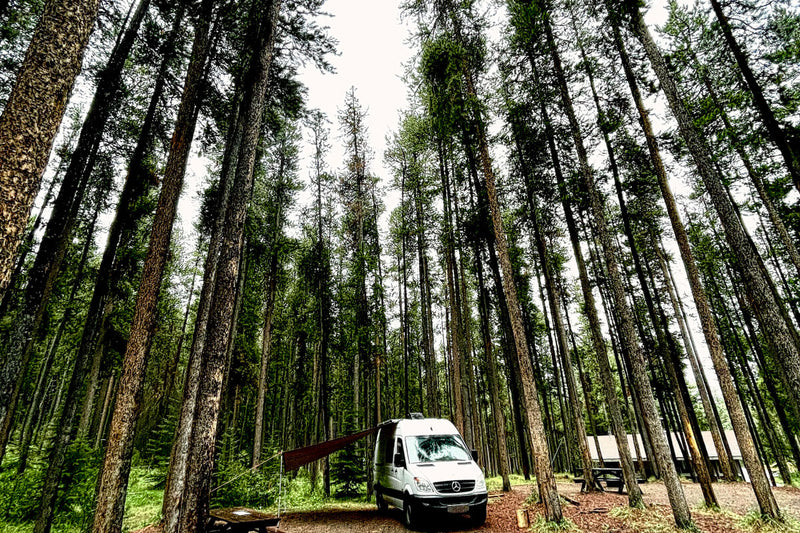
[282,426,375,472]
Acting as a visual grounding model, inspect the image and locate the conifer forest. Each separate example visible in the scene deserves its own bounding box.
[1,0,800,531]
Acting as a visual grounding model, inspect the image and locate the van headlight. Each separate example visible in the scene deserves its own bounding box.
[414,476,434,493]
[475,477,486,491]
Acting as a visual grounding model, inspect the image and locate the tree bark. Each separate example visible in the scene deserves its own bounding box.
[439,144,465,433]
[0,0,99,294]
[520,65,642,505]
[80,2,184,440]
[475,242,511,491]
[414,175,439,417]
[461,50,563,518]
[531,200,595,489]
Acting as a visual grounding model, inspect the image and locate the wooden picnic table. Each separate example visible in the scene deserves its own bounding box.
[207,507,282,533]
[573,467,645,493]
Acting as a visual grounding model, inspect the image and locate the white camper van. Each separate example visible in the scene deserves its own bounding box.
[373,415,488,530]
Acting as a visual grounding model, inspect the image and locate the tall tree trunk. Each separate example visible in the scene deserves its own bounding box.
[95,374,115,448]
[400,172,410,416]
[0,0,149,463]
[162,80,241,533]
[460,50,562,519]
[253,240,279,466]
[439,143,465,433]
[475,242,511,490]
[657,246,737,482]
[609,7,782,517]
[176,2,280,530]
[80,3,185,440]
[539,8,692,526]
[370,187,387,424]
[484,214,532,481]
[518,71,642,504]
[89,1,215,531]
[454,188,477,447]
[414,178,439,417]
[0,0,100,293]
[531,203,595,489]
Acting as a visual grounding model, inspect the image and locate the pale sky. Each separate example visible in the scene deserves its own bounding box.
[293,1,673,212]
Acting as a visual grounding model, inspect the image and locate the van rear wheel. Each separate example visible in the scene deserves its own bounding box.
[376,489,388,513]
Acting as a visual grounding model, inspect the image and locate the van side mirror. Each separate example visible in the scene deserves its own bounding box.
[394,452,406,468]
[471,449,478,462]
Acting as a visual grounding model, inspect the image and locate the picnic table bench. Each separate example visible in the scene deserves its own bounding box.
[207,507,282,533]
[573,467,646,494]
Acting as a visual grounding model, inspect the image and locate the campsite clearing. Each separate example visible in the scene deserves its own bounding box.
[273,480,800,532]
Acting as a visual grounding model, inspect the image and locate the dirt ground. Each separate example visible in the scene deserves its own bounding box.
[277,481,800,533]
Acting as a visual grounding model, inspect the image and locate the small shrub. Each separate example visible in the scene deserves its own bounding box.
[523,490,539,507]
[211,459,281,509]
[0,464,46,521]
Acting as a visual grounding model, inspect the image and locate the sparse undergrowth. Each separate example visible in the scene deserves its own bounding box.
[528,516,578,532]
[609,505,687,533]
[739,510,800,533]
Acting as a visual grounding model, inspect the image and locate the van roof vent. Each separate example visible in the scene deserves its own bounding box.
[407,412,425,420]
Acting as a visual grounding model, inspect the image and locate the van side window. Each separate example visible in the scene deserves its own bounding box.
[379,429,393,464]
[395,438,404,463]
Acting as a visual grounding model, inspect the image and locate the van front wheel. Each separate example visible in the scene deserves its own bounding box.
[403,498,419,530]
[471,502,487,526]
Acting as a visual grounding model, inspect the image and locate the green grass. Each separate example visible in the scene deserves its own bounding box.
[0,465,380,533]
[485,473,537,492]
[609,505,685,533]
[122,468,164,532]
[0,523,82,533]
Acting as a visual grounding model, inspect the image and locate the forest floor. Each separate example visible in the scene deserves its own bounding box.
[275,480,800,533]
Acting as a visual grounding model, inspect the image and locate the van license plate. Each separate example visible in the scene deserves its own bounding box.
[448,505,469,514]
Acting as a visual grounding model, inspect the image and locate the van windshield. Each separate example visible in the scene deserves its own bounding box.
[405,435,471,463]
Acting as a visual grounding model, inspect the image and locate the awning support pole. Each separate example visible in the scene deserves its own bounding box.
[278,452,284,519]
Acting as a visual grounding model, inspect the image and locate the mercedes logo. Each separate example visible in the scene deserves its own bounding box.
[451,481,461,493]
